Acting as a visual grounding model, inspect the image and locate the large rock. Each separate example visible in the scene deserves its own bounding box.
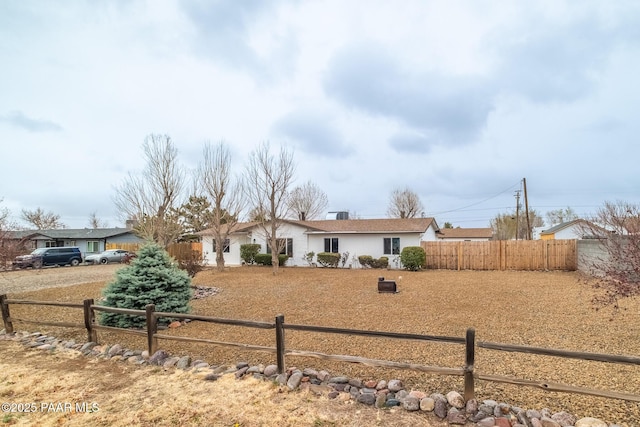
[446,391,465,409]
[551,411,577,427]
[287,371,303,390]
[176,356,191,370]
[263,365,278,377]
[540,417,561,427]
[575,418,608,427]
[356,393,376,406]
[387,379,404,392]
[148,350,169,365]
[434,397,449,419]
[420,397,435,412]
[447,408,467,425]
[402,397,420,411]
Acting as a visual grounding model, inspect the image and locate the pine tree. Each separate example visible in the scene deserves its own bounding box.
[100,244,192,328]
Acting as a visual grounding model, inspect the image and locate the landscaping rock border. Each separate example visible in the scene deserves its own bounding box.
[0,329,623,427]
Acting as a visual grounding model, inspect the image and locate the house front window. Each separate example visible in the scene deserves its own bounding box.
[87,241,100,252]
[324,237,339,253]
[213,238,230,253]
[267,238,293,257]
[383,237,400,255]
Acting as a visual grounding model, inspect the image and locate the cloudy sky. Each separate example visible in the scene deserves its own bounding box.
[1,0,639,230]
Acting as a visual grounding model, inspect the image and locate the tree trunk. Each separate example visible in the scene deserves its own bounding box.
[215,233,226,272]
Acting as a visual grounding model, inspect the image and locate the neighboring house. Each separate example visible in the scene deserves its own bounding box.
[539,220,595,240]
[199,217,440,268]
[436,228,493,241]
[6,228,145,257]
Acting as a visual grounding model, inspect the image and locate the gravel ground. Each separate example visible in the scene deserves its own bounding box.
[2,266,640,425]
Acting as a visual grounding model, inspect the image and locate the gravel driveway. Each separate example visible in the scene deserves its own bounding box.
[0,264,124,295]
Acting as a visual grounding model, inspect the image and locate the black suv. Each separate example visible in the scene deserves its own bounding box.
[12,247,83,269]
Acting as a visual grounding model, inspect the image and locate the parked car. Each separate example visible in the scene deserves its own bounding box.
[85,249,135,265]
[12,247,83,269]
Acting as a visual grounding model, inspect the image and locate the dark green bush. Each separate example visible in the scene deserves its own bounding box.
[358,255,373,268]
[254,253,288,266]
[240,244,261,265]
[100,244,192,328]
[316,252,340,268]
[401,246,426,271]
[358,255,388,269]
[374,256,389,269]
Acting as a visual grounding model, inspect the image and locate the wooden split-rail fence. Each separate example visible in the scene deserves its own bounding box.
[2,293,639,403]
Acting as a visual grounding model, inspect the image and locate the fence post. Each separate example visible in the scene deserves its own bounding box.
[83,299,97,343]
[146,304,158,355]
[1,294,13,334]
[464,328,476,401]
[275,314,285,374]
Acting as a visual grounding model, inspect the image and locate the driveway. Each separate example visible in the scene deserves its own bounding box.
[0,264,124,295]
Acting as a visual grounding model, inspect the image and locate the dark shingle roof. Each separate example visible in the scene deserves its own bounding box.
[6,228,136,240]
[437,228,493,239]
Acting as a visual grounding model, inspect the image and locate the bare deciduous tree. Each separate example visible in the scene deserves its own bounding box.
[546,207,578,226]
[88,211,108,229]
[578,200,640,310]
[113,134,186,247]
[387,188,424,219]
[198,141,245,271]
[287,180,328,220]
[245,142,295,274]
[21,207,65,229]
[0,200,25,268]
[491,209,543,240]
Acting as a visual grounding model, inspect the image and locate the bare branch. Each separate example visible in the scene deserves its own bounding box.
[578,200,640,310]
[21,207,65,229]
[287,180,328,220]
[198,141,246,271]
[112,134,186,246]
[244,142,295,273]
[387,188,424,219]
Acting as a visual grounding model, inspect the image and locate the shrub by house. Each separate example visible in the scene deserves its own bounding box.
[400,246,426,271]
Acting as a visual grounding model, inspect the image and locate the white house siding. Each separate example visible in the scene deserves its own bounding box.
[202,234,248,266]
[555,227,582,240]
[307,233,426,269]
[202,221,438,268]
[202,223,310,267]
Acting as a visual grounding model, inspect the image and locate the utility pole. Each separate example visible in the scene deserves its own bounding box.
[514,190,521,240]
[523,178,531,240]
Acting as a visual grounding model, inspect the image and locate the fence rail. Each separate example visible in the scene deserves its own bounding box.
[1,293,638,403]
[421,240,577,271]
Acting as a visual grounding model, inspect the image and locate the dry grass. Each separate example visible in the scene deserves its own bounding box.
[3,266,640,425]
[0,340,441,426]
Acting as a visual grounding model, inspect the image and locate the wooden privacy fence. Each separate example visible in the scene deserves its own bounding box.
[2,294,639,403]
[421,240,577,271]
[106,242,203,259]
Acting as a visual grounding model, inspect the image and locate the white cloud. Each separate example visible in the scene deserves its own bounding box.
[1,0,640,229]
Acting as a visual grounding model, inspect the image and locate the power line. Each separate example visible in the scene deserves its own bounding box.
[428,181,521,216]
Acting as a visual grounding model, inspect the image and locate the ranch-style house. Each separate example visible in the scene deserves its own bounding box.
[199,217,440,268]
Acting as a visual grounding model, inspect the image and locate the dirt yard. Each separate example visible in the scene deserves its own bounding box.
[2,265,640,425]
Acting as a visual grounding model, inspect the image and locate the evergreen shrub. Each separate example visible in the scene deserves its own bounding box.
[358,255,388,268]
[100,244,192,328]
[316,252,340,267]
[400,246,426,271]
[240,244,261,265]
[254,253,288,266]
